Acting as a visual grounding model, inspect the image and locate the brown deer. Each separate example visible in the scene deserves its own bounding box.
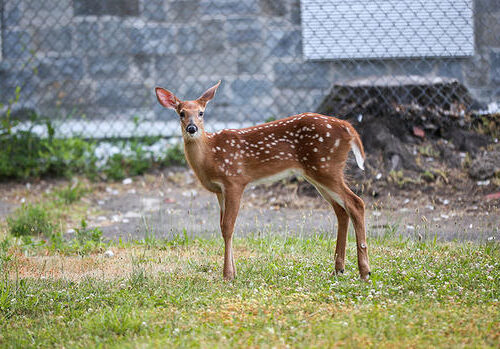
[155,81,370,280]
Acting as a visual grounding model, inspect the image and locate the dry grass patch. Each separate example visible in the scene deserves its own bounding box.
[6,243,260,282]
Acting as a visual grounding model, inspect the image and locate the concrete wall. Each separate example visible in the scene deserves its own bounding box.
[0,0,498,134]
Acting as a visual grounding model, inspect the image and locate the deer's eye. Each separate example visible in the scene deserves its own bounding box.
[199,111,204,117]
[179,111,185,118]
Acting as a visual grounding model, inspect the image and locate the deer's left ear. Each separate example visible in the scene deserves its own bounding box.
[197,80,221,105]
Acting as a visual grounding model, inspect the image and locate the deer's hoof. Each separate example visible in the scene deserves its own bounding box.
[331,268,344,277]
[223,272,236,281]
[360,271,371,281]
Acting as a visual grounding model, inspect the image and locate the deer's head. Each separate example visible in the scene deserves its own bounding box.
[155,81,221,141]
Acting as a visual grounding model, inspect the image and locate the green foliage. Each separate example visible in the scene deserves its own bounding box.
[1,87,185,181]
[102,141,186,181]
[162,144,186,167]
[0,121,98,180]
[7,204,53,237]
[0,119,186,181]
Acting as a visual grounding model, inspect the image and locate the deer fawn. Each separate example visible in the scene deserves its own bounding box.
[155,81,370,280]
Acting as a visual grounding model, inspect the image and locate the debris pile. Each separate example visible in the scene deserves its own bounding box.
[313,77,499,197]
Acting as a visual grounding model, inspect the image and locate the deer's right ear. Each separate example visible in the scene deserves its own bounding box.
[155,87,180,110]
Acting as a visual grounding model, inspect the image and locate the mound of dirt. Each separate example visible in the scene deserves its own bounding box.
[294,77,500,200]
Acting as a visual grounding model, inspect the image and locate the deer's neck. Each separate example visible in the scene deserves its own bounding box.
[183,134,219,192]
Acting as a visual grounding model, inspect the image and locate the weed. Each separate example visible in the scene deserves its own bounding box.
[421,170,435,182]
[7,204,53,237]
[54,182,88,204]
[418,144,440,158]
[48,220,104,255]
[388,170,420,188]
[0,236,13,271]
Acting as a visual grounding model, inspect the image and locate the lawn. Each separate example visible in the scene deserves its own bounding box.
[1,231,499,348]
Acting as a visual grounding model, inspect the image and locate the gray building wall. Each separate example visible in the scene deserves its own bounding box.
[0,0,498,134]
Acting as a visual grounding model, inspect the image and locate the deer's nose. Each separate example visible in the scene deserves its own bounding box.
[186,124,198,135]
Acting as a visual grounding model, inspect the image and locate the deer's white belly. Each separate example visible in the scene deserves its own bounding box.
[250,169,304,186]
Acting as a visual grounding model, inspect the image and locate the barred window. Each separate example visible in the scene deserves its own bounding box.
[301,0,475,60]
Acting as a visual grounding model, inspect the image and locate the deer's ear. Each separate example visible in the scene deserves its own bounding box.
[155,87,180,110]
[197,80,221,105]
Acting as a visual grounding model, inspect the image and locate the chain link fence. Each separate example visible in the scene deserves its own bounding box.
[1,0,498,139]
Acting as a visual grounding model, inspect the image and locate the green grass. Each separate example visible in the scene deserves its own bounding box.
[0,233,498,347]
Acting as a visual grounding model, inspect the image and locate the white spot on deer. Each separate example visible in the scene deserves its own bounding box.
[326,132,330,137]
[326,124,332,129]
[334,139,340,147]
[318,137,324,142]
[265,150,270,154]
[212,148,217,153]
[312,166,317,170]
[237,169,242,174]
[313,148,318,152]
[216,146,221,151]
[320,157,326,162]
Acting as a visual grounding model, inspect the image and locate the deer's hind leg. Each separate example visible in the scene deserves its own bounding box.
[312,185,349,275]
[305,174,370,280]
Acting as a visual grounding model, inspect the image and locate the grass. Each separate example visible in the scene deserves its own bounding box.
[0,232,498,347]
[0,172,498,347]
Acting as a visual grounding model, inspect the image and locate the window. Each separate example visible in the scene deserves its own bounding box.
[301,0,474,60]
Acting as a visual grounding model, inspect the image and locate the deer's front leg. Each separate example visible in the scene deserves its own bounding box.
[217,185,243,280]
